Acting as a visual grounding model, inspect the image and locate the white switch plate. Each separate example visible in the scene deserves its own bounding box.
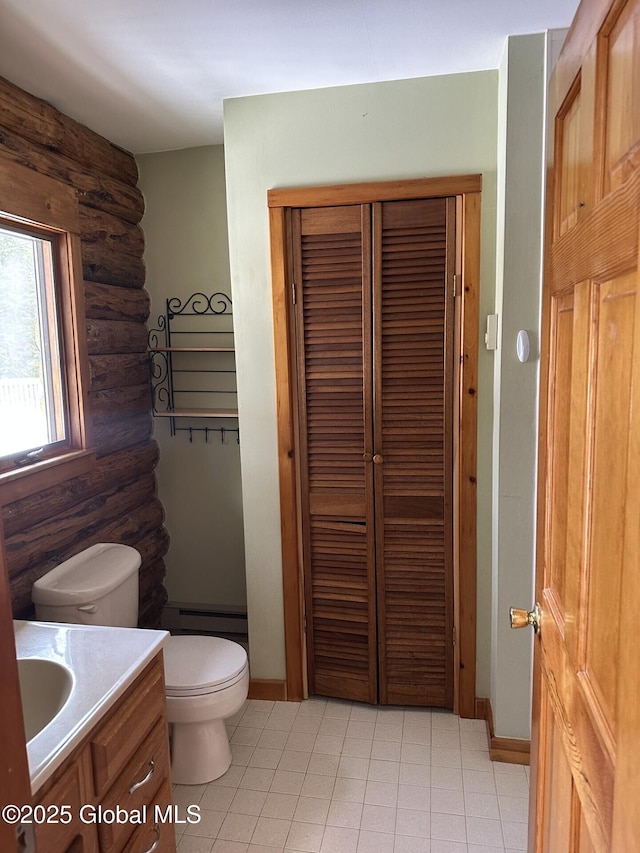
[485,314,499,350]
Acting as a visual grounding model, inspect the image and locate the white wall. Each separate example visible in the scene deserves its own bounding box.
[223,71,499,687]
[137,146,247,609]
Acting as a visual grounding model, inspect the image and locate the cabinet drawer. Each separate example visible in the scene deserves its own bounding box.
[98,718,170,853]
[34,748,99,853]
[126,778,175,853]
[91,657,165,798]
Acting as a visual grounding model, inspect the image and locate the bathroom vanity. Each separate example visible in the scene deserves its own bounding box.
[14,621,176,853]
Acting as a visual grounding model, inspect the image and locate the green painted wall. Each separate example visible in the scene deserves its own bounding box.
[223,71,499,691]
[137,146,247,610]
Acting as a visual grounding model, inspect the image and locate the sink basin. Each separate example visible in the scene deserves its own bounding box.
[18,658,73,742]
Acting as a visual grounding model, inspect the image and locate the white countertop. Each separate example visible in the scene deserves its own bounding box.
[14,620,168,794]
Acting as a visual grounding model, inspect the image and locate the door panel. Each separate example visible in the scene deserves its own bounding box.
[294,204,377,703]
[533,0,640,848]
[584,273,636,738]
[546,291,574,621]
[556,79,586,236]
[542,692,575,853]
[374,198,455,707]
[308,518,374,700]
[602,0,640,193]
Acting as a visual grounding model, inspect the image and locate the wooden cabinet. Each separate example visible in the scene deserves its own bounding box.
[33,654,176,853]
[33,748,98,853]
[292,198,455,707]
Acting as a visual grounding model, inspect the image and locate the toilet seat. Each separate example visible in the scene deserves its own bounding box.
[164,635,248,698]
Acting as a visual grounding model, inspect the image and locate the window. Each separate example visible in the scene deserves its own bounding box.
[0,160,93,502]
[0,222,67,462]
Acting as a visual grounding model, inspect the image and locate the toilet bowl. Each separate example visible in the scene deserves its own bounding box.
[163,635,249,784]
[32,543,249,785]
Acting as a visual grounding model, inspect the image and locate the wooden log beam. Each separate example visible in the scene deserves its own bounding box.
[82,241,146,289]
[89,353,150,392]
[133,528,171,574]
[84,282,150,323]
[79,206,145,260]
[86,318,149,355]
[2,443,160,538]
[0,75,139,187]
[93,413,153,457]
[0,135,144,224]
[139,558,169,628]
[6,474,158,581]
[90,383,151,420]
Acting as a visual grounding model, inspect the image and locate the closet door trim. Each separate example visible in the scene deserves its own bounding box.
[269,177,480,716]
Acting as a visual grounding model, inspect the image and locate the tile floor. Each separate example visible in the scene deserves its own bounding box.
[173,697,529,853]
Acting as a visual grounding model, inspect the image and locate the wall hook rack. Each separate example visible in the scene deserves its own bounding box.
[174,425,240,444]
[148,292,239,440]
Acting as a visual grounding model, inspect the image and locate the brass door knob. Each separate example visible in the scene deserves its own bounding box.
[373,454,384,464]
[362,452,372,463]
[510,604,541,634]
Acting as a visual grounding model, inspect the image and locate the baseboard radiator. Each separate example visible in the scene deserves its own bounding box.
[161,601,248,640]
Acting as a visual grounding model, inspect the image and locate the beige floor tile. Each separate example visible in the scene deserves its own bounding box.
[327,799,363,829]
[357,829,395,853]
[173,699,530,853]
[218,812,259,843]
[300,773,336,799]
[261,792,298,821]
[293,796,331,825]
[252,816,292,848]
[320,825,359,853]
[270,769,306,795]
[285,820,325,852]
[360,804,396,834]
[278,750,312,773]
[229,788,268,816]
[395,807,430,838]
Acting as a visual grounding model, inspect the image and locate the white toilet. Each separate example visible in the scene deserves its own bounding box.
[32,543,249,785]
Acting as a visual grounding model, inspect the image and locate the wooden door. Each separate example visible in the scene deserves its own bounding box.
[374,199,455,706]
[293,198,454,706]
[531,0,640,848]
[293,204,378,703]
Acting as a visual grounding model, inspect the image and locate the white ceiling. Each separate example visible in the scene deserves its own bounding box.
[0,0,580,155]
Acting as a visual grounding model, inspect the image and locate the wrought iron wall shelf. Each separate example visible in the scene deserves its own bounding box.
[148,292,239,441]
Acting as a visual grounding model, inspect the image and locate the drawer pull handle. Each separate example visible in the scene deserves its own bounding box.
[142,823,160,853]
[128,757,155,794]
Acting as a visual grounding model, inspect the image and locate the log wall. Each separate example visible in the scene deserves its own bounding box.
[0,74,168,625]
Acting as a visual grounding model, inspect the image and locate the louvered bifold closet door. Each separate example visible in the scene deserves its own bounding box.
[373,198,455,707]
[293,205,377,703]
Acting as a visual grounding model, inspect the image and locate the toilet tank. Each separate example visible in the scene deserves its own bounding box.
[32,543,141,628]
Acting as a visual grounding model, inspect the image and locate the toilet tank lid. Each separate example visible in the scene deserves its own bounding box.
[32,543,141,605]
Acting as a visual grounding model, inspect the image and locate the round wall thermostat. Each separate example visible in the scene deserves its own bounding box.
[516,330,530,363]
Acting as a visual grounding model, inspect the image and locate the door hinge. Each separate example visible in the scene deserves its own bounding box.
[452,273,458,299]
[292,281,297,304]
[452,625,457,647]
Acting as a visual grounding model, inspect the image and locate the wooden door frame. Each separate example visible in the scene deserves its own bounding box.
[268,175,481,716]
[0,518,35,851]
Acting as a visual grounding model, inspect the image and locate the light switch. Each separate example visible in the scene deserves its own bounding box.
[485,314,499,350]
